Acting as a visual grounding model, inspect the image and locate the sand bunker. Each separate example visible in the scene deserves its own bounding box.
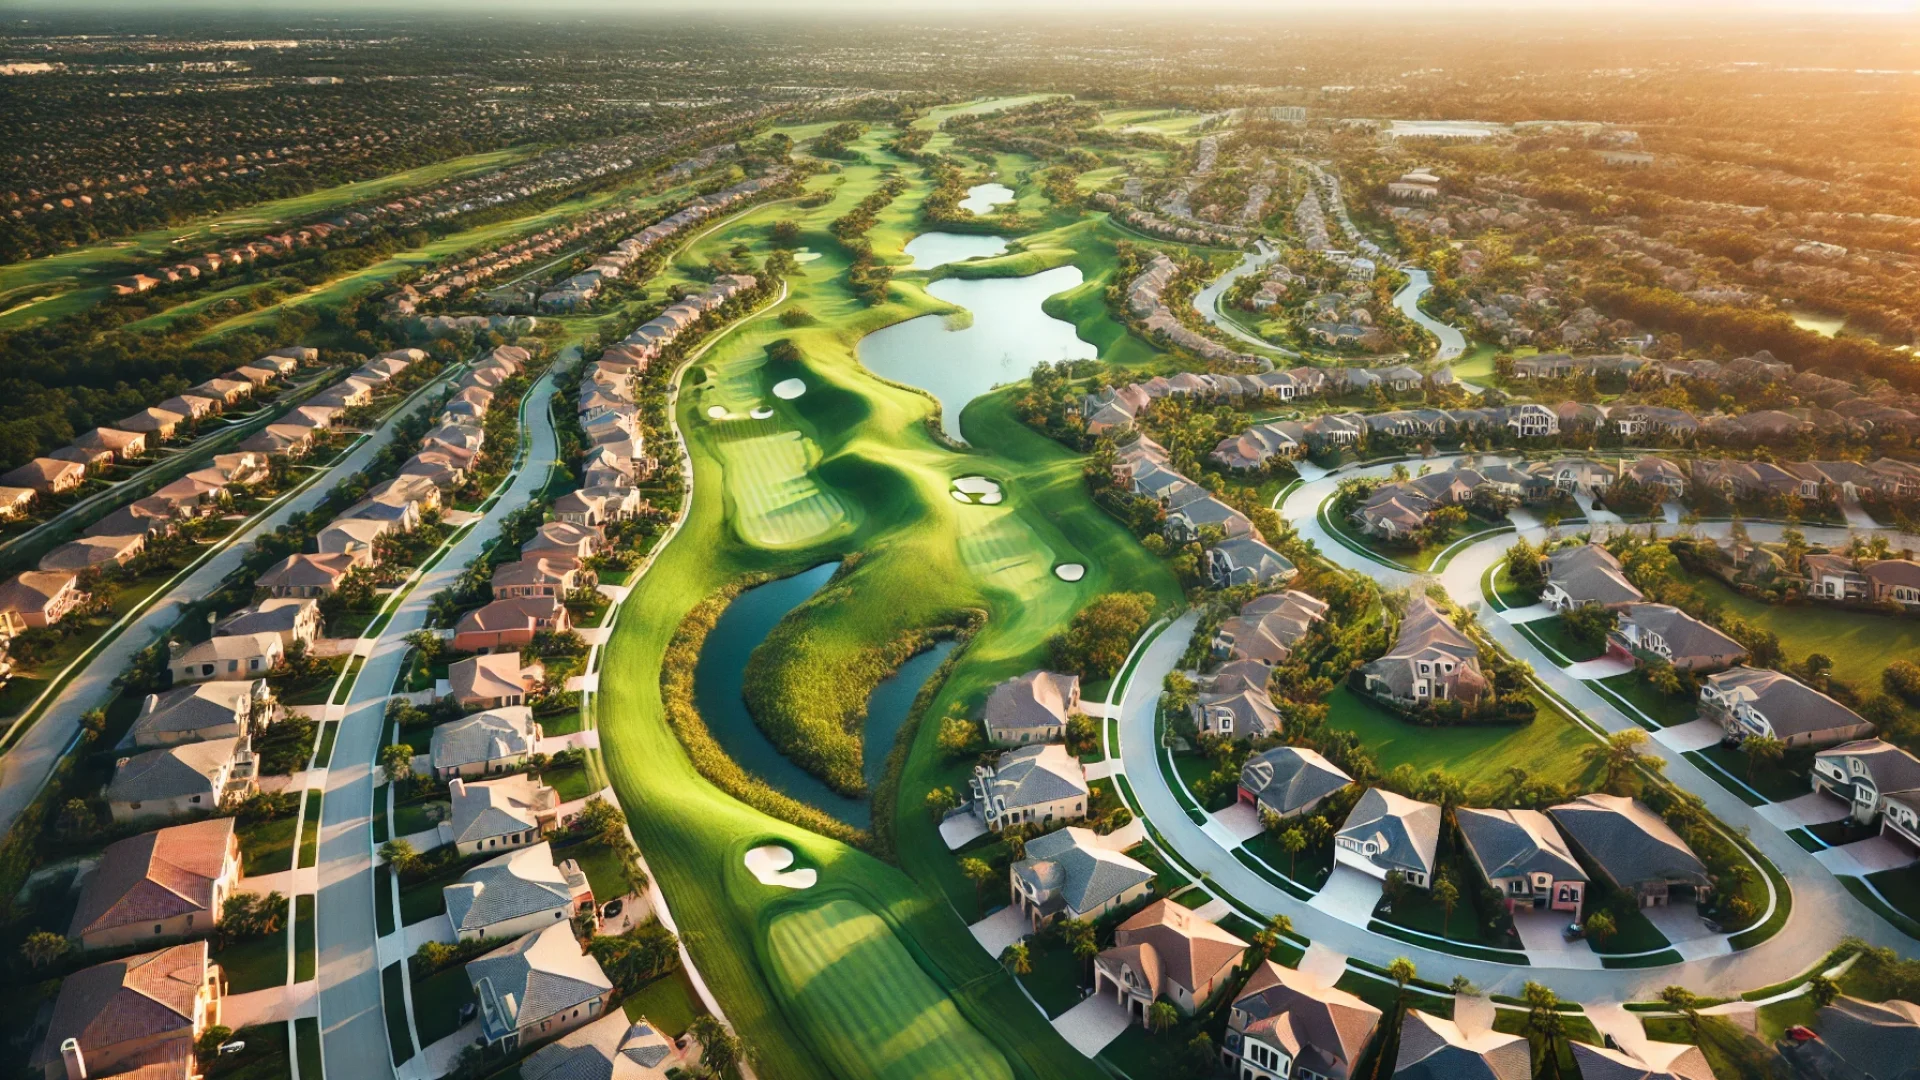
[793,248,822,263]
[706,405,729,419]
[1054,564,1086,582]
[750,406,776,420]
[773,378,807,400]
[744,844,815,889]
[950,476,1004,505]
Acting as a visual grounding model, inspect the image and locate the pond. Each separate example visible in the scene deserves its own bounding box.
[960,182,1015,215]
[857,264,1096,442]
[694,562,957,828]
[904,231,1008,270]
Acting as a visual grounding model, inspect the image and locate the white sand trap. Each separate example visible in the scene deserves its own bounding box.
[773,378,807,400]
[793,249,822,263]
[744,844,816,889]
[1054,563,1086,582]
[951,476,1004,505]
[706,405,729,419]
[750,406,776,419]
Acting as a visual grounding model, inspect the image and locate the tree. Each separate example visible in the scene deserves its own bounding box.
[1504,537,1544,595]
[1000,942,1031,976]
[960,857,994,907]
[381,743,415,784]
[1064,918,1100,979]
[1434,876,1461,936]
[380,838,421,877]
[689,1015,749,1077]
[1148,999,1180,1034]
[572,796,627,844]
[1584,728,1661,791]
[1281,827,1307,878]
[21,931,68,969]
[1808,972,1841,1007]
[1561,603,1616,644]
[1584,910,1617,949]
[1743,734,1785,779]
[1066,713,1101,756]
[1886,660,1920,704]
[196,1025,234,1061]
[1660,985,1702,1039]
[1052,592,1156,680]
[1621,543,1677,592]
[938,715,979,760]
[78,707,108,745]
[925,786,959,822]
[1387,957,1417,1005]
[1524,981,1565,1076]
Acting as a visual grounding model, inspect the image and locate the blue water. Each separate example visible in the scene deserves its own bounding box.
[693,562,956,829]
[904,231,1009,269]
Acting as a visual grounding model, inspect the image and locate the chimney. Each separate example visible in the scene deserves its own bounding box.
[61,1038,86,1080]
[449,778,466,799]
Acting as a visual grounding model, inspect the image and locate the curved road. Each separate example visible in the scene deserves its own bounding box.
[1191,240,1298,362]
[1113,454,1915,1007]
[0,366,467,839]
[315,351,573,1080]
[1392,267,1467,363]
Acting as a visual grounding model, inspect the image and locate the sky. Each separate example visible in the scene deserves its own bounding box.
[14,0,1919,12]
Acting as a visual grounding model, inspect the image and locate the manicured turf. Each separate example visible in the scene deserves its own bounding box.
[595,122,1179,1080]
[411,965,477,1047]
[295,893,316,982]
[623,968,708,1038]
[1596,672,1699,728]
[1324,686,1603,794]
[214,925,289,994]
[762,897,1016,1080]
[297,789,324,869]
[1523,615,1609,664]
[382,961,415,1065]
[238,812,298,875]
[295,1017,323,1079]
[375,864,396,937]
[1677,565,1920,695]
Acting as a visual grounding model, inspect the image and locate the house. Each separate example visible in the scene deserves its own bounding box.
[1094,901,1248,1023]
[1208,536,1297,588]
[1212,591,1328,666]
[0,485,34,521]
[1166,495,1256,544]
[444,775,561,856]
[157,394,219,422]
[453,596,573,654]
[1354,490,1433,541]
[106,738,255,824]
[1223,961,1381,1080]
[1700,666,1873,748]
[0,569,86,632]
[131,679,273,749]
[1549,793,1711,908]
[31,942,224,1080]
[85,500,178,540]
[970,743,1089,833]
[1540,543,1644,610]
[984,670,1081,745]
[51,443,114,472]
[492,557,585,600]
[287,404,343,430]
[1569,1041,1715,1080]
[241,423,316,458]
[1610,603,1748,672]
[74,427,149,461]
[148,473,229,516]
[524,521,603,563]
[1009,826,1155,930]
[256,552,362,597]
[1804,553,1870,601]
[1865,560,1920,608]
[118,407,188,440]
[38,532,147,573]
[1625,457,1688,500]
[192,378,251,407]
[1359,597,1489,708]
[168,632,284,684]
[69,818,242,950]
[316,516,391,559]
[1,457,86,495]
[431,706,542,779]
[1191,666,1283,740]
[1455,808,1587,918]
[1335,788,1440,887]
[1392,1009,1531,1080]
[1239,746,1353,821]
[519,1012,686,1080]
[448,654,546,709]
[215,597,322,649]
[444,841,592,942]
[1783,997,1920,1080]
[467,922,614,1050]
[1812,740,1920,851]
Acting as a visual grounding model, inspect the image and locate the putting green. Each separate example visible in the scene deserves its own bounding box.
[764,898,1016,1080]
[709,425,853,548]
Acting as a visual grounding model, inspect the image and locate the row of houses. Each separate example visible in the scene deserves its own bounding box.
[537,172,781,312]
[1112,434,1299,588]
[110,223,345,294]
[599,272,757,372]
[1079,363,1430,438]
[1090,192,1242,247]
[450,518,606,655]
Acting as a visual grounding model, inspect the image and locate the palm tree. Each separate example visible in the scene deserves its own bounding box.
[1148,999,1180,1034]
[688,1016,748,1078]
[1743,734,1785,780]
[20,931,67,969]
[1067,919,1100,980]
[1524,981,1565,1078]
[959,857,993,909]
[1387,957,1416,1006]
[1281,827,1307,878]
[1000,942,1031,976]
[1584,728,1659,791]
[1660,985,1702,1041]
[1808,973,1841,1008]
[1434,876,1460,936]
[1584,911,1616,950]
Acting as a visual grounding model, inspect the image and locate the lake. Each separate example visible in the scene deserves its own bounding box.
[693,562,956,828]
[904,231,1008,269]
[960,182,1015,215]
[857,264,1095,442]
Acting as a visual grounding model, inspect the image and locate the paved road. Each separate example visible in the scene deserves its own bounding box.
[0,366,465,840]
[314,350,572,1079]
[1391,267,1467,363]
[1191,240,1297,362]
[1104,456,1915,1001]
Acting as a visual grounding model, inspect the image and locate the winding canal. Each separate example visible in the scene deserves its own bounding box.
[1392,266,1467,362]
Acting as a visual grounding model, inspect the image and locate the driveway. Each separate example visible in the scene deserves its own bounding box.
[1817,837,1919,876]
[1512,908,1600,970]
[1759,792,1850,831]
[1653,719,1726,753]
[1498,602,1559,625]
[1050,994,1133,1058]
[1307,865,1383,927]
[1565,657,1635,680]
[939,813,987,850]
[969,905,1030,958]
[1210,802,1265,843]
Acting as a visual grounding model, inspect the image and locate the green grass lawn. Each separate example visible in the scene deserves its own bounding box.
[1676,565,1920,694]
[1864,863,1920,926]
[205,1022,291,1080]
[1523,615,1609,664]
[594,138,1180,1080]
[297,789,323,869]
[213,926,288,994]
[1643,1015,1787,1078]
[1324,686,1603,795]
[623,968,708,1038]
[382,962,415,1065]
[564,837,634,902]
[1589,905,1672,955]
[399,859,473,926]
[539,708,585,736]
[393,798,448,838]
[411,965,477,1047]
[276,656,346,706]
[1242,830,1334,891]
[238,812,298,875]
[1694,742,1811,803]
[376,864,396,937]
[1596,672,1699,728]
[295,1017,323,1080]
[314,721,339,768]
[543,761,597,802]
[1016,944,1087,1018]
[1125,842,1192,894]
[295,893,316,982]
[1492,1008,1602,1078]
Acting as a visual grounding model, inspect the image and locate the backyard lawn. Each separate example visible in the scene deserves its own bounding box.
[393,797,449,838]
[411,965,477,1047]
[543,761,598,802]
[1677,565,1920,693]
[623,968,708,1038]
[563,836,634,904]
[1522,615,1608,664]
[213,925,288,994]
[237,812,298,875]
[1324,686,1603,794]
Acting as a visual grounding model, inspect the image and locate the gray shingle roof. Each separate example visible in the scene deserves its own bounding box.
[444,842,582,935]
[1546,544,1644,607]
[1239,746,1352,817]
[521,1012,676,1080]
[1810,997,1920,1080]
[468,922,611,1044]
[983,744,1088,815]
[1549,793,1710,892]
[1336,788,1439,879]
[985,671,1079,735]
[1455,808,1586,884]
[1011,827,1153,915]
[107,738,239,803]
[1393,1010,1532,1080]
[431,707,537,772]
[449,775,554,846]
[1706,666,1869,741]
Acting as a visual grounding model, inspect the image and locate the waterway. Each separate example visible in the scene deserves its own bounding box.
[960,182,1015,216]
[1192,239,1295,361]
[693,561,957,829]
[857,264,1095,442]
[1392,266,1468,363]
[904,231,1009,270]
